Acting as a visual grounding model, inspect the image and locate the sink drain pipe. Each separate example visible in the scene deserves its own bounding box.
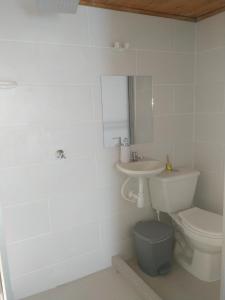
[121,177,145,208]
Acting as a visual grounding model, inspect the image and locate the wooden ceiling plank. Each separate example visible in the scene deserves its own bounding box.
[80,1,197,22]
[197,5,225,20]
[80,0,225,22]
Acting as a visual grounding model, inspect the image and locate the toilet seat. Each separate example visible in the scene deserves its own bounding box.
[178,207,223,239]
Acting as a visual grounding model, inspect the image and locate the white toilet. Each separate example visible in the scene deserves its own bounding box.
[149,169,223,282]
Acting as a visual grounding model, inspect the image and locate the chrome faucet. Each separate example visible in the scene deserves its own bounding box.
[131,151,144,162]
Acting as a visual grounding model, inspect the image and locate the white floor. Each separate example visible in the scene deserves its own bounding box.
[23,258,221,300]
[128,259,220,300]
[23,267,143,300]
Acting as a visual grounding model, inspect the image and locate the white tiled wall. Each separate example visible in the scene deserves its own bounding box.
[195,12,225,214]
[0,2,195,298]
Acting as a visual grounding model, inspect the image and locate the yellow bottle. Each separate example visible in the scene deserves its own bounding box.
[166,154,173,171]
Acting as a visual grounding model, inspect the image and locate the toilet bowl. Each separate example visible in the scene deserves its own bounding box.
[171,207,223,282]
[149,168,223,282]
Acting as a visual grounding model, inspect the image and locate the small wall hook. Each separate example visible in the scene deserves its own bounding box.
[56,149,66,159]
[112,41,130,51]
[113,41,120,49]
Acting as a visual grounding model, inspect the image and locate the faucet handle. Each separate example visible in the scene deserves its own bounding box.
[131,151,144,161]
[131,151,138,161]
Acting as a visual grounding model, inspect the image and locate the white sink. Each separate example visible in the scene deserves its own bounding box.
[116,160,165,177]
[116,159,164,208]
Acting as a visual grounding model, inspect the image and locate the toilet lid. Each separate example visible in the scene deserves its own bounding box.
[178,207,223,239]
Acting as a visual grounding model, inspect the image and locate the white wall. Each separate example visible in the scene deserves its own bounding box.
[194,12,225,214]
[0,1,195,298]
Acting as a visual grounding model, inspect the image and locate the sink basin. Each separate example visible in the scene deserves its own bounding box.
[116,160,165,177]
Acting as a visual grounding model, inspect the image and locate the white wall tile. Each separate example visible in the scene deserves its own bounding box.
[3,200,50,244]
[46,159,96,195]
[0,165,54,206]
[153,114,193,143]
[197,48,225,84]
[0,159,96,206]
[48,123,97,159]
[0,126,51,168]
[172,20,195,52]
[197,12,225,51]
[101,213,131,242]
[171,115,193,142]
[52,223,100,262]
[137,51,194,84]
[37,44,95,85]
[0,42,39,84]
[153,116,173,143]
[0,129,15,168]
[0,122,97,168]
[126,206,151,228]
[96,186,128,217]
[88,7,173,51]
[95,147,121,188]
[103,238,134,263]
[0,2,89,45]
[100,213,132,258]
[194,142,224,173]
[195,113,225,142]
[91,85,102,121]
[0,42,97,85]
[174,142,193,168]
[49,191,100,232]
[12,267,56,300]
[89,48,136,81]
[195,83,225,113]
[153,85,174,115]
[53,250,108,287]
[174,85,194,114]
[195,170,224,214]
[7,234,55,278]
[0,86,94,125]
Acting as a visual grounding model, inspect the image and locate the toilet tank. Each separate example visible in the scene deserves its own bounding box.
[149,169,200,213]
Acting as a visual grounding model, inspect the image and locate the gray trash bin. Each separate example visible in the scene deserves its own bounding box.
[133,220,174,276]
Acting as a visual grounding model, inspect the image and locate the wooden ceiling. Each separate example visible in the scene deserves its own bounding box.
[80,0,225,22]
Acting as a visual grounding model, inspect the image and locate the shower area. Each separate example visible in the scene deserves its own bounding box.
[0,0,225,300]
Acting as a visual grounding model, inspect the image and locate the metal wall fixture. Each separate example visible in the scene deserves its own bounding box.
[56,149,66,159]
[113,41,130,51]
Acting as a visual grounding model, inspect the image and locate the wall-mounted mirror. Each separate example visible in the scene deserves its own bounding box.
[101,75,153,147]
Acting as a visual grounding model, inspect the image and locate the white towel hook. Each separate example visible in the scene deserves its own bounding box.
[0,81,17,89]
